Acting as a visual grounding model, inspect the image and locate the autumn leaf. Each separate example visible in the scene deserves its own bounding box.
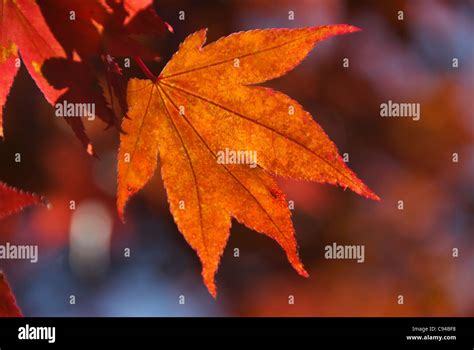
[118,25,380,297]
[0,0,170,153]
[0,272,22,317]
[41,57,121,154]
[38,0,170,59]
[38,0,172,153]
[0,180,42,318]
[0,0,66,140]
[0,181,43,220]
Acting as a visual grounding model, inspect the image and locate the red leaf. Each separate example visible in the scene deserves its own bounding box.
[38,0,171,59]
[0,49,19,140]
[0,272,22,317]
[0,181,43,220]
[0,0,66,139]
[41,57,120,154]
[37,0,171,152]
[37,0,107,58]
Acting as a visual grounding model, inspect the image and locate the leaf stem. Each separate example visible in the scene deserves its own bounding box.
[134,57,157,81]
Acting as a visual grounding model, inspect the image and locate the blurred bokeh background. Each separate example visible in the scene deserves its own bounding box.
[0,0,472,316]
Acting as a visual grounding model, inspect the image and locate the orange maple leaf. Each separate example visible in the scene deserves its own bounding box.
[117,25,380,297]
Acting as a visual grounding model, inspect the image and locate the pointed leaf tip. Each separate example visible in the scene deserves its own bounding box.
[297,266,310,278]
[207,283,217,299]
[0,182,43,220]
[165,22,174,33]
[323,24,362,34]
[0,272,22,317]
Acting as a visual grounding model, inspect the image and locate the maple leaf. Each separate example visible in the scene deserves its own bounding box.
[0,272,22,317]
[38,0,172,153]
[0,181,43,220]
[0,0,65,140]
[38,0,170,59]
[41,57,121,153]
[117,25,380,297]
